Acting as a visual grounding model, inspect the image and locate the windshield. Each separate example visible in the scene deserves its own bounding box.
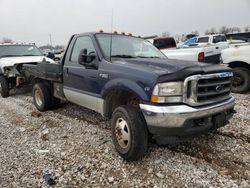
[0,45,43,58]
[96,34,166,59]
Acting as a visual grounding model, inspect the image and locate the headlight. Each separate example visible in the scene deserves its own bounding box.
[151,82,183,103]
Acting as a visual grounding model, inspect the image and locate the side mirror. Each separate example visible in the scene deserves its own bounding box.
[78,49,96,66]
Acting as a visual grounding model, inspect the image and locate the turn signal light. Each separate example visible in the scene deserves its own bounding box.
[151,95,159,103]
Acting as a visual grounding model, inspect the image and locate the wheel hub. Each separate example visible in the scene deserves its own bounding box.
[34,89,43,106]
[232,75,243,86]
[115,117,130,149]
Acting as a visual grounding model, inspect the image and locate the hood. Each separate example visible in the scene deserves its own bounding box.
[0,56,55,68]
[113,57,231,82]
[113,58,215,74]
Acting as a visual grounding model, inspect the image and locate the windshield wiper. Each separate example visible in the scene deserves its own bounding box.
[111,55,136,58]
[135,56,161,58]
[22,54,39,56]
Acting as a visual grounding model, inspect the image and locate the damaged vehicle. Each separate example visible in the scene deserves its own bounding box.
[0,43,54,97]
[221,44,250,93]
[23,32,235,161]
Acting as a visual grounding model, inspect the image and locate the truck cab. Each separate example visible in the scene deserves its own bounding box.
[164,34,229,63]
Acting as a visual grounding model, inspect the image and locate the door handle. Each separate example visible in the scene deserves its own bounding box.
[216,47,219,49]
[65,68,69,77]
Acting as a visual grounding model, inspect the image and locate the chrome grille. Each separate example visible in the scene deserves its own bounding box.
[183,72,233,106]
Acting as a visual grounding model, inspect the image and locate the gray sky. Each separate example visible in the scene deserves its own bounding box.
[0,0,249,46]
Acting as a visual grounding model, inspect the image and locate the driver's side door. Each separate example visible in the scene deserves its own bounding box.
[63,35,103,113]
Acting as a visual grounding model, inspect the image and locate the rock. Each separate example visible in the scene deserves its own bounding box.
[104,148,109,153]
[35,149,50,154]
[154,159,163,164]
[40,129,49,141]
[43,174,56,186]
[155,172,164,179]
[18,127,26,132]
[108,177,114,183]
[148,168,153,174]
[31,111,42,118]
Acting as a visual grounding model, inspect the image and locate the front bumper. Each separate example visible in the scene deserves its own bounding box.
[140,97,235,136]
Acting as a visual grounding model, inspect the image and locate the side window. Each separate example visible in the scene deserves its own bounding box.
[70,36,96,62]
[153,38,176,49]
[197,37,209,43]
[213,36,227,43]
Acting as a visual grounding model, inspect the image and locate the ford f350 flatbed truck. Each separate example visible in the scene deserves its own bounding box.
[23,32,235,161]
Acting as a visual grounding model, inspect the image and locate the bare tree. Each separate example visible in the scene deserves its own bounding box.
[174,34,181,43]
[205,27,217,35]
[210,27,217,34]
[2,37,13,43]
[191,30,199,36]
[232,27,241,33]
[244,26,250,32]
[162,32,170,37]
[204,29,210,35]
[220,26,230,34]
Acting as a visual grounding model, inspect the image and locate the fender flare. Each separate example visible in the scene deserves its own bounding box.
[101,78,151,118]
[101,78,150,101]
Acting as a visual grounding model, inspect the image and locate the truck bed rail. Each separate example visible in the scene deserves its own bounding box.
[23,62,62,82]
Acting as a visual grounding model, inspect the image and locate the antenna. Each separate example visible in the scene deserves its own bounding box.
[49,33,53,47]
[109,8,114,62]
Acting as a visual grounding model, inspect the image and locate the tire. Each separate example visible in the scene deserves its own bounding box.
[111,105,148,161]
[33,83,52,111]
[231,67,250,93]
[0,76,9,98]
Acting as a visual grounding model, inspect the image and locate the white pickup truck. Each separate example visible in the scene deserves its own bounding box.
[162,34,229,63]
[0,43,54,97]
[221,44,250,93]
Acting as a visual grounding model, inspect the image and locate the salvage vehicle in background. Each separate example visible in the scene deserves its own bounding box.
[221,44,250,93]
[22,32,235,161]
[0,43,54,97]
[147,37,177,50]
[163,34,229,63]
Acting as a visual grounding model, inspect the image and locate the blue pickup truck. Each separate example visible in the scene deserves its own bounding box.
[22,32,235,161]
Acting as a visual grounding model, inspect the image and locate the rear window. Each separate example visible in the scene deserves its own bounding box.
[153,38,176,49]
[197,37,209,43]
[213,35,227,43]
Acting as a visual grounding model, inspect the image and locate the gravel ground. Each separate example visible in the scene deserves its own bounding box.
[0,92,249,188]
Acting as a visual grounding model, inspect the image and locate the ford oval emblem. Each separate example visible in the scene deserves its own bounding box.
[216,85,223,92]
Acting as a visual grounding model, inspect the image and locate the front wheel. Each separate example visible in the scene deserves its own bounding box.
[0,76,9,98]
[111,105,148,161]
[231,67,250,93]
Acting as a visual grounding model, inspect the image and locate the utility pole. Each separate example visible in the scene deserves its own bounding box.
[49,33,53,47]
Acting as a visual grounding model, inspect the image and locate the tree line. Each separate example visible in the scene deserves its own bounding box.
[205,26,250,35]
